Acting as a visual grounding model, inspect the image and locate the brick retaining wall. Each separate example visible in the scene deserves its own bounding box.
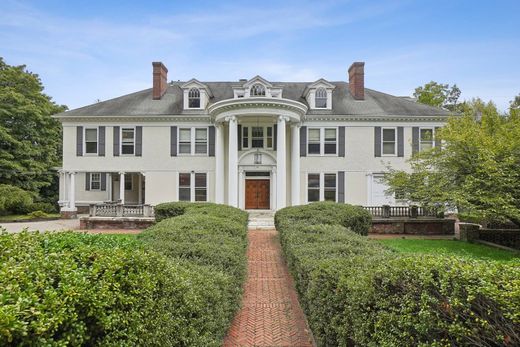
[371,218,455,235]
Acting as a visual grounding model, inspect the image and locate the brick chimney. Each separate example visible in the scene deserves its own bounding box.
[348,62,365,100]
[152,62,168,100]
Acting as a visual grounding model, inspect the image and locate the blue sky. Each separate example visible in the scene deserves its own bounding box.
[1,0,519,111]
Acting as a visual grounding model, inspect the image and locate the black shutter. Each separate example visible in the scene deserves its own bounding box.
[397,127,404,157]
[374,127,381,157]
[338,171,345,203]
[273,124,277,150]
[338,126,345,157]
[170,126,177,156]
[300,126,307,157]
[435,127,441,148]
[135,126,143,156]
[76,126,83,156]
[99,126,106,156]
[101,173,107,191]
[412,127,419,154]
[208,126,215,156]
[238,125,242,150]
[85,172,90,191]
[113,126,120,156]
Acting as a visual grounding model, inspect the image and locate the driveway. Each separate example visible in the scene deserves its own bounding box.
[0,218,81,233]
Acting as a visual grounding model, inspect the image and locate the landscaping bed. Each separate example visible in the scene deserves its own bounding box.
[0,213,61,223]
[0,202,248,346]
[275,201,520,347]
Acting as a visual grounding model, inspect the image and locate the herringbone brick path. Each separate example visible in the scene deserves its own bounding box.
[223,229,314,347]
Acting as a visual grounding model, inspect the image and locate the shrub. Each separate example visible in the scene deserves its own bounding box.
[275,206,520,346]
[0,184,33,215]
[275,201,372,235]
[0,231,238,346]
[154,201,248,225]
[29,201,58,214]
[27,210,49,219]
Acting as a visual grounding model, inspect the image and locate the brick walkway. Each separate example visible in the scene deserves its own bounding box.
[223,229,314,347]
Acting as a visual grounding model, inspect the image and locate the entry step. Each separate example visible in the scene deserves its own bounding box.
[247,211,275,229]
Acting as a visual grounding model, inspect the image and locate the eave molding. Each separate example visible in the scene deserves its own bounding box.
[55,115,212,123]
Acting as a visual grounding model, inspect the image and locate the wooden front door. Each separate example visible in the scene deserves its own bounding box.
[245,179,270,209]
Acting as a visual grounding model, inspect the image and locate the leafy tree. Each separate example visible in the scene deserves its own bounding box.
[384,99,520,226]
[413,81,461,111]
[0,58,66,202]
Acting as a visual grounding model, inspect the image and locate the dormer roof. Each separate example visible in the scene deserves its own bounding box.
[181,79,213,98]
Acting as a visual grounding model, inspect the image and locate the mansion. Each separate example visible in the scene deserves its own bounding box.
[54,61,450,216]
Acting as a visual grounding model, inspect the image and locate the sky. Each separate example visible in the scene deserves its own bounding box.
[1,0,519,111]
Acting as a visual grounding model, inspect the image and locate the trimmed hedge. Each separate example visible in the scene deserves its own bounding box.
[276,204,520,346]
[275,201,372,236]
[0,184,33,215]
[154,201,248,225]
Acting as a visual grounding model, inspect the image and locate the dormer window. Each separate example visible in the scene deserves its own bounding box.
[315,87,327,108]
[250,84,266,97]
[188,88,201,108]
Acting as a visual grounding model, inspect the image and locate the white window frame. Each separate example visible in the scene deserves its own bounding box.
[306,172,337,203]
[250,83,266,97]
[381,127,397,157]
[178,127,209,156]
[124,174,133,191]
[178,172,208,202]
[242,126,249,149]
[419,127,435,152]
[90,172,101,191]
[307,127,338,156]
[315,87,328,108]
[120,126,136,156]
[188,88,201,109]
[84,127,99,156]
[240,126,274,150]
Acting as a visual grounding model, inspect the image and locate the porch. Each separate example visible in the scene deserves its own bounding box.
[79,202,155,230]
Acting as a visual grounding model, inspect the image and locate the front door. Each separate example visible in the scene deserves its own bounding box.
[245,179,270,209]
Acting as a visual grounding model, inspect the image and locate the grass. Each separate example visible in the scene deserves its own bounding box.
[0,213,61,222]
[377,239,520,262]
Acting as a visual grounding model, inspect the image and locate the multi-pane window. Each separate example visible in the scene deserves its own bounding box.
[252,127,264,148]
[266,127,273,148]
[382,128,396,155]
[324,128,337,154]
[307,174,320,202]
[188,88,201,108]
[315,88,327,108]
[121,128,135,155]
[85,128,98,154]
[179,128,208,155]
[308,173,337,202]
[90,173,101,190]
[308,129,321,154]
[179,172,207,202]
[250,84,266,96]
[242,126,249,149]
[124,174,132,190]
[420,128,434,151]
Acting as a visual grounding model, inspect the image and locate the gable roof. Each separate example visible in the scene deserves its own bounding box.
[54,81,452,118]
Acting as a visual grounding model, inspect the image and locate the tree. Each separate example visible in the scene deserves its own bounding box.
[413,81,461,111]
[384,99,520,226]
[0,58,67,202]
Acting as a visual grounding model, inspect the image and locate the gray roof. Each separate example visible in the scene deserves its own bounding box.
[55,81,451,117]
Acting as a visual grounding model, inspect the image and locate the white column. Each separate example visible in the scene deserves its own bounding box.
[138,173,143,204]
[276,116,287,209]
[108,173,113,201]
[119,172,125,204]
[215,124,225,204]
[239,169,245,209]
[69,172,76,210]
[291,124,301,206]
[227,116,238,207]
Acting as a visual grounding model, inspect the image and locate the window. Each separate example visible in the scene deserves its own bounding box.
[188,88,201,108]
[124,174,133,190]
[195,128,208,154]
[90,173,101,190]
[85,128,98,154]
[179,128,208,155]
[315,87,327,108]
[251,127,264,148]
[179,172,207,202]
[307,174,320,202]
[178,173,191,201]
[121,128,135,155]
[242,126,249,149]
[250,84,266,96]
[179,128,191,154]
[266,126,273,148]
[324,128,337,154]
[382,128,396,155]
[308,128,321,154]
[324,174,337,201]
[420,128,434,151]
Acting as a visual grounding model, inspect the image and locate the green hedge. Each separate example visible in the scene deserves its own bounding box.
[276,205,520,346]
[275,201,372,236]
[154,201,248,225]
[0,184,33,215]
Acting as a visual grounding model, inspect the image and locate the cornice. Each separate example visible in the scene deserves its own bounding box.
[56,115,212,123]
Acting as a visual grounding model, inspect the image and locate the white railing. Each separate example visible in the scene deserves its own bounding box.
[89,203,154,217]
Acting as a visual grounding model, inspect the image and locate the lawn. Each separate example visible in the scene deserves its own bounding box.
[0,213,61,222]
[377,239,520,262]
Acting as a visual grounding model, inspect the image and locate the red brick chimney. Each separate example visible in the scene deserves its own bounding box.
[152,62,168,100]
[348,62,365,100]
